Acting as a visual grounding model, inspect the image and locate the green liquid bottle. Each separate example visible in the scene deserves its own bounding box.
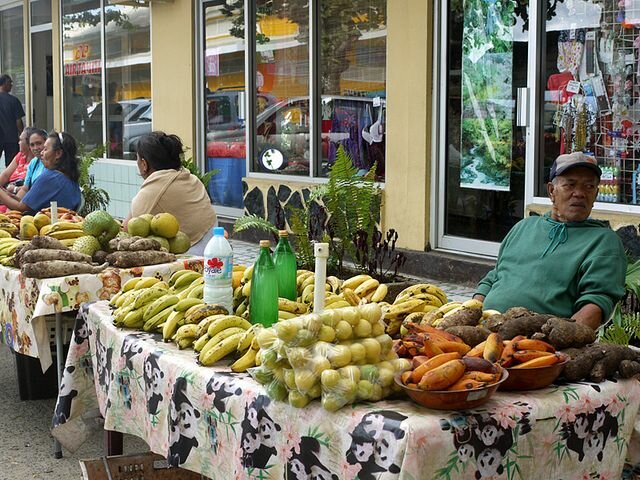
[249,240,279,327]
[273,230,297,301]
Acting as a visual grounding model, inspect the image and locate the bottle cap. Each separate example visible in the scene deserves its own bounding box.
[260,240,271,248]
[278,230,288,237]
[213,227,225,236]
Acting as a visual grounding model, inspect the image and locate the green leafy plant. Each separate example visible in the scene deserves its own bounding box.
[233,214,279,241]
[600,258,640,345]
[77,143,110,215]
[181,150,219,188]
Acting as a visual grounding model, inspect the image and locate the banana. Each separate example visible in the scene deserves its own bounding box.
[176,278,205,300]
[342,274,372,291]
[326,300,351,309]
[241,264,254,283]
[385,299,426,319]
[176,337,195,350]
[295,271,313,290]
[278,310,297,320]
[199,331,244,366]
[143,307,174,332]
[442,305,464,318]
[109,291,123,308]
[122,277,145,292]
[133,287,169,310]
[193,333,211,352]
[143,294,179,322]
[187,284,204,299]
[230,347,258,373]
[49,221,84,232]
[162,310,185,341]
[241,280,252,298]
[369,284,388,303]
[196,314,227,338]
[237,324,261,351]
[134,277,161,290]
[113,305,135,325]
[116,289,142,308]
[462,299,484,310]
[184,304,229,324]
[438,302,463,314]
[396,284,448,306]
[47,229,85,240]
[171,270,203,290]
[122,309,145,329]
[354,278,380,297]
[207,315,251,338]
[341,288,361,306]
[233,264,246,272]
[235,300,248,317]
[175,323,200,342]
[300,284,316,304]
[325,276,342,293]
[278,298,308,314]
[300,275,315,291]
[185,303,206,319]
[174,298,204,312]
[481,309,502,320]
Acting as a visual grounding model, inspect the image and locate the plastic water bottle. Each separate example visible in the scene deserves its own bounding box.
[249,240,278,327]
[203,227,233,313]
[273,230,297,301]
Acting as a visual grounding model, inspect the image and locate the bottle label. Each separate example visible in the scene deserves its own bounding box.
[204,255,233,280]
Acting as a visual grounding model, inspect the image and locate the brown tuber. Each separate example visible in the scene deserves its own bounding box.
[536,317,597,349]
[562,344,640,383]
[31,235,69,251]
[496,314,550,340]
[444,325,491,347]
[106,250,176,268]
[21,261,108,278]
[436,308,482,330]
[22,249,92,264]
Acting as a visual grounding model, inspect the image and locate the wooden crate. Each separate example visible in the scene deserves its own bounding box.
[80,452,206,480]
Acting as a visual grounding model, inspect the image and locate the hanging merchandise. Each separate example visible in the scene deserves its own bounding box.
[557,29,586,77]
[459,0,514,191]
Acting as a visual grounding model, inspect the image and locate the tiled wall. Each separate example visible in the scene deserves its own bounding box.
[90,161,143,219]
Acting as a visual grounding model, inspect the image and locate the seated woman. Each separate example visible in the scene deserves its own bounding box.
[125,131,217,254]
[0,131,81,214]
[0,126,35,189]
[6,128,48,199]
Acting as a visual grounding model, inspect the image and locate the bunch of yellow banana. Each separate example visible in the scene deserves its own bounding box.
[0,221,18,237]
[339,274,389,304]
[110,269,206,332]
[0,237,26,267]
[185,314,255,366]
[380,283,450,336]
[41,221,86,240]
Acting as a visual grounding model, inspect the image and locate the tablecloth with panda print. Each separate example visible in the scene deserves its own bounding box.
[0,257,202,371]
[52,300,640,480]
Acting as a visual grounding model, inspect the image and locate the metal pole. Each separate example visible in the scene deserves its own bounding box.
[53,311,63,458]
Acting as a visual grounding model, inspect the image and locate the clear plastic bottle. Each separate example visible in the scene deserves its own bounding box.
[203,227,233,313]
[273,230,297,301]
[249,240,278,327]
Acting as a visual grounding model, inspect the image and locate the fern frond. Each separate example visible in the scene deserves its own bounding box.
[625,259,640,299]
[288,206,314,270]
[233,214,279,236]
[600,323,632,345]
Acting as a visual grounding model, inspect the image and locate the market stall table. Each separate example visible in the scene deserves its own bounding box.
[0,257,203,457]
[53,301,640,479]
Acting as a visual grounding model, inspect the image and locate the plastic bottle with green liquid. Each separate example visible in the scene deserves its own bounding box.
[272,230,297,301]
[249,240,279,327]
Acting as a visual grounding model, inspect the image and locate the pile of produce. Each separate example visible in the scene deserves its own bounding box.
[381,283,451,336]
[126,213,191,254]
[16,236,108,278]
[104,236,176,268]
[0,237,28,266]
[0,210,22,237]
[250,303,411,411]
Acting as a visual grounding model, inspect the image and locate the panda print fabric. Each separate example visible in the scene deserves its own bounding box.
[239,395,282,470]
[168,377,201,467]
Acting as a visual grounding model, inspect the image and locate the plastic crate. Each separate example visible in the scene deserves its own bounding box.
[80,453,206,480]
[14,313,75,401]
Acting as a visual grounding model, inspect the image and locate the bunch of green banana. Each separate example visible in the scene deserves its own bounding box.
[0,238,26,267]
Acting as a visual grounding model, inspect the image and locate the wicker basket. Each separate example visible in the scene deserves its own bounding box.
[79,453,206,480]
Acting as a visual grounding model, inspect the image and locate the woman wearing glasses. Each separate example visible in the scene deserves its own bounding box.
[0,131,81,213]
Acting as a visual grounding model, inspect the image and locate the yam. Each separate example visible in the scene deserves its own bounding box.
[444,325,490,347]
[562,345,605,382]
[106,250,176,268]
[503,307,534,319]
[93,250,109,264]
[22,249,91,264]
[31,235,69,251]
[14,243,37,267]
[589,344,638,383]
[496,314,550,340]
[619,360,640,379]
[437,308,482,330]
[538,317,597,349]
[484,314,507,332]
[21,261,108,278]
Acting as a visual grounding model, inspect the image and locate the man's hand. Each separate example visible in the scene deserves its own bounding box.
[571,303,603,330]
[473,294,485,302]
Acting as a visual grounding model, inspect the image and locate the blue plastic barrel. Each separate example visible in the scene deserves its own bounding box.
[207,157,246,208]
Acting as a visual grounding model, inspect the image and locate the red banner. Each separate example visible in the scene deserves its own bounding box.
[64,60,102,76]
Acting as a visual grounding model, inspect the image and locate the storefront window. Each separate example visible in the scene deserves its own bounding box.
[31,0,51,27]
[443,0,527,242]
[202,1,246,208]
[0,5,26,106]
[319,1,387,180]
[538,0,639,205]
[253,0,310,176]
[62,0,150,158]
[105,4,150,159]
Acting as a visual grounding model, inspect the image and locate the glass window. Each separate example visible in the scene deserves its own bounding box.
[538,0,638,205]
[105,4,151,159]
[0,5,26,107]
[30,0,51,27]
[253,0,310,176]
[319,1,387,181]
[203,2,246,208]
[62,0,150,159]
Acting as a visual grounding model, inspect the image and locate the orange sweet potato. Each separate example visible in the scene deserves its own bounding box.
[417,359,466,391]
[410,352,462,383]
[512,350,555,363]
[512,353,561,369]
[483,333,504,363]
[446,378,486,391]
[512,339,555,353]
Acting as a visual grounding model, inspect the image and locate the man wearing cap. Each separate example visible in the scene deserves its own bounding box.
[473,152,626,330]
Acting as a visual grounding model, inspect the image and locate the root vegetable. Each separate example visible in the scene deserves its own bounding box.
[129,238,161,251]
[22,249,91,264]
[437,308,482,330]
[461,357,496,373]
[444,325,490,347]
[106,250,176,268]
[537,317,597,349]
[589,344,638,383]
[483,333,504,363]
[14,243,37,267]
[93,250,108,263]
[496,314,550,340]
[484,314,507,332]
[619,360,640,379]
[31,235,69,250]
[21,261,108,278]
[417,359,465,390]
[562,344,640,382]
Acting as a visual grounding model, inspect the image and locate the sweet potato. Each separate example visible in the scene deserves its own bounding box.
[619,360,640,379]
[462,357,496,373]
[483,333,504,363]
[21,261,108,278]
[31,235,69,251]
[446,378,486,391]
[417,359,466,391]
[22,249,91,264]
[512,353,561,369]
[444,325,490,347]
[465,340,486,358]
[410,352,461,383]
[512,350,555,363]
[106,250,176,268]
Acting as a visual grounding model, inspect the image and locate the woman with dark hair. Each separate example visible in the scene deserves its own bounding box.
[0,126,35,188]
[125,131,217,253]
[0,131,81,213]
